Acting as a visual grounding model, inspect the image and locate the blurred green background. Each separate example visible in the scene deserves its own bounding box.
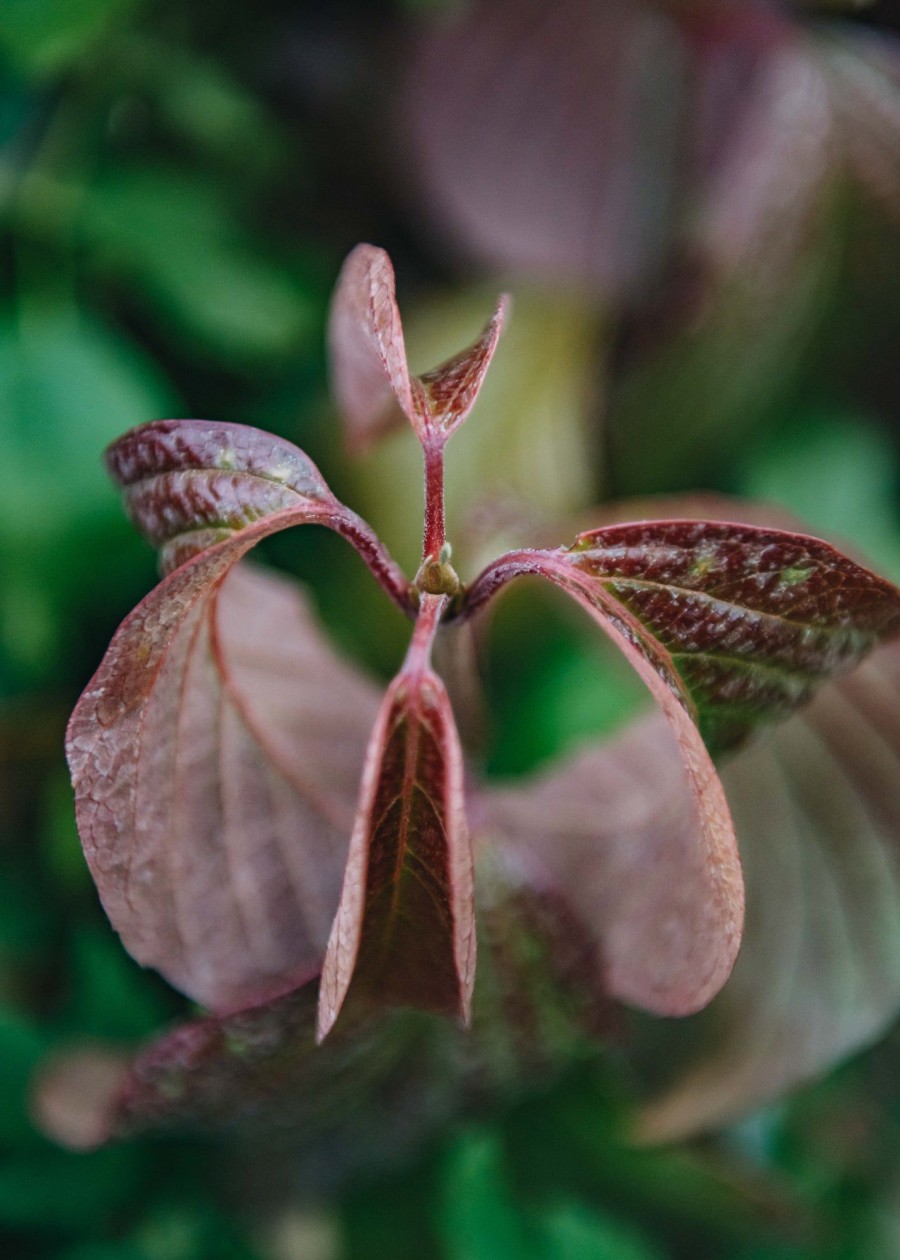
[4,0,900,1257]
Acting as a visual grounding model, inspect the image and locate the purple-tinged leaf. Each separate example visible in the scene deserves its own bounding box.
[485,711,740,1018]
[318,594,475,1040]
[400,0,682,296]
[635,637,900,1139]
[66,562,381,1013]
[564,520,900,753]
[106,418,412,610]
[328,244,506,453]
[467,551,743,1016]
[33,857,608,1152]
[819,30,900,225]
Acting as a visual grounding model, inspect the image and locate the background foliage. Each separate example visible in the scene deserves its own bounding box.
[3,0,900,1257]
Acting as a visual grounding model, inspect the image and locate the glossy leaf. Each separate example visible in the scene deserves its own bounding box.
[67,562,381,1012]
[328,243,506,452]
[635,637,900,1139]
[318,594,475,1039]
[106,418,411,607]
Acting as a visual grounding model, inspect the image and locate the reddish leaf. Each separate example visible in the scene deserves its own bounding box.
[67,562,381,1012]
[632,637,900,1138]
[318,594,475,1040]
[106,418,412,609]
[328,243,506,453]
[565,520,900,752]
[400,0,681,296]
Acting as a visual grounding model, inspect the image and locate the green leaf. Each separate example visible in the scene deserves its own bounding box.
[439,1129,537,1260]
[536,1201,664,1260]
[79,169,318,364]
[0,0,140,77]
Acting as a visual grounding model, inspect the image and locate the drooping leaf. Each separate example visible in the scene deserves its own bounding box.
[67,562,381,1012]
[106,418,411,607]
[328,243,506,452]
[318,593,475,1039]
[562,520,900,753]
[469,520,900,1013]
[634,636,900,1139]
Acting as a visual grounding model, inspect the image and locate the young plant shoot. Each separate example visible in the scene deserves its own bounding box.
[66,245,900,1104]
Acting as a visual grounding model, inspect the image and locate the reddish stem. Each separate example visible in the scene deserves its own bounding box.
[422,440,446,561]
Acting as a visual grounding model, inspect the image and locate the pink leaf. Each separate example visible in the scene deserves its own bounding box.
[328,243,506,452]
[66,562,381,1012]
[317,594,475,1039]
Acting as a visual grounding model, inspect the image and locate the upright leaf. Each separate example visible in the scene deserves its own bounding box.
[329,243,506,453]
[318,594,475,1039]
[67,562,381,1012]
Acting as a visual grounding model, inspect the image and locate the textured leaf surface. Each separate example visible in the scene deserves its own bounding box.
[328,243,505,452]
[566,520,900,753]
[635,638,900,1138]
[67,562,381,1012]
[106,417,412,607]
[318,595,475,1039]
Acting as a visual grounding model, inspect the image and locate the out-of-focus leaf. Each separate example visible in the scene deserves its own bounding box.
[329,243,506,453]
[637,640,900,1144]
[0,311,177,686]
[0,313,175,541]
[400,0,683,296]
[740,410,900,581]
[612,16,839,490]
[439,1129,535,1260]
[67,561,381,1013]
[0,1142,141,1231]
[77,170,316,364]
[637,636,900,1140]
[318,594,475,1039]
[0,0,139,77]
[351,285,600,574]
[818,29,900,225]
[536,1201,664,1260]
[0,1010,49,1146]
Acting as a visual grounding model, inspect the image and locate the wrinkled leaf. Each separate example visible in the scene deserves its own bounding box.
[67,562,381,1012]
[565,520,900,753]
[329,243,506,452]
[636,636,900,1138]
[106,418,411,605]
[318,594,475,1039]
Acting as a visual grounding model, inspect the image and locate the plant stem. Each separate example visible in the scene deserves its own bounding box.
[422,440,446,561]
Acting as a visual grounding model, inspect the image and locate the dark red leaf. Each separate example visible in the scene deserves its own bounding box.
[328,243,506,453]
[317,594,475,1040]
[565,520,900,752]
[106,418,412,610]
[67,562,381,1012]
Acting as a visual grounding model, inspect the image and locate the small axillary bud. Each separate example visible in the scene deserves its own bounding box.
[415,541,461,598]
